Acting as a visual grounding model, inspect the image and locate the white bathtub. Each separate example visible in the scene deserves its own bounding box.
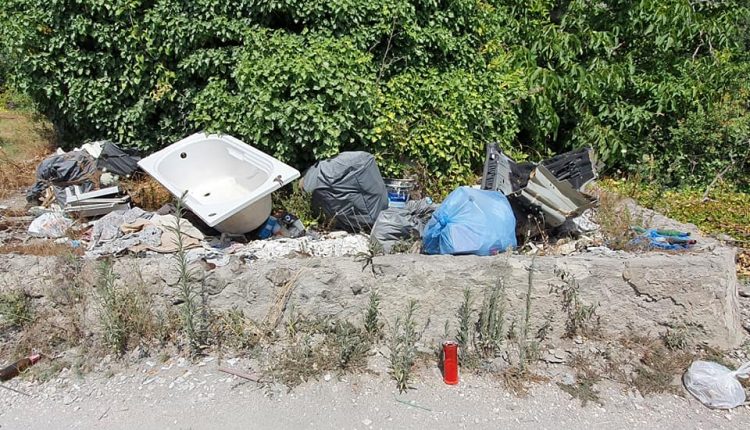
[138,133,300,234]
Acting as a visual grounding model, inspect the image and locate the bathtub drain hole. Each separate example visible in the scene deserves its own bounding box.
[208,213,216,217]
[203,192,211,197]
[180,152,187,159]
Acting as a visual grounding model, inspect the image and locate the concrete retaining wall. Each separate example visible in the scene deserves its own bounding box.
[1,245,742,349]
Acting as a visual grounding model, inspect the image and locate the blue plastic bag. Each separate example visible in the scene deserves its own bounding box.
[423,187,517,256]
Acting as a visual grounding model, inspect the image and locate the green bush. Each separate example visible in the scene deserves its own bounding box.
[1,0,749,191]
[191,32,378,166]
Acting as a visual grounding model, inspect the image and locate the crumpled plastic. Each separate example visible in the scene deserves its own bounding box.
[630,228,695,251]
[27,150,97,205]
[28,212,73,238]
[683,360,750,409]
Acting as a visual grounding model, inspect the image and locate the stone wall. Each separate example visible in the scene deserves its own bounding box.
[1,245,742,349]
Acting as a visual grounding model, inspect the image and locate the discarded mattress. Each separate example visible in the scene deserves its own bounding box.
[422,187,517,256]
[301,152,389,232]
[138,133,300,234]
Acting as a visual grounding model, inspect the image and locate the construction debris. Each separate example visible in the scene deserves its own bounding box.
[64,185,130,217]
[481,145,598,229]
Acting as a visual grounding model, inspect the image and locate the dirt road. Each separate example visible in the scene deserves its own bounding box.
[1,357,747,430]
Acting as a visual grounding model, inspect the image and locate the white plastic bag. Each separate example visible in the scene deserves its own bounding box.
[683,360,750,409]
[28,212,72,238]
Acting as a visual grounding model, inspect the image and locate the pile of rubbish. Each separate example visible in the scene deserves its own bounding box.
[7,133,698,261]
[26,140,140,222]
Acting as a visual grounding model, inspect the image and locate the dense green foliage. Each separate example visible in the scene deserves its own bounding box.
[1,0,749,192]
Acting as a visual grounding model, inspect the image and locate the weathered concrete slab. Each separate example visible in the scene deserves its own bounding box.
[1,245,742,349]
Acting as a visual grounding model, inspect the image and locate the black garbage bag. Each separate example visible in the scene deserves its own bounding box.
[301,152,388,232]
[26,150,97,205]
[97,141,141,177]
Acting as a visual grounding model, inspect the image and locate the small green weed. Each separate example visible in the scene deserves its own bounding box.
[553,269,600,339]
[0,290,33,329]
[558,378,602,407]
[212,308,261,351]
[389,300,420,393]
[273,181,320,228]
[476,278,506,359]
[363,291,382,339]
[661,327,690,351]
[96,261,155,355]
[355,239,384,276]
[271,316,371,387]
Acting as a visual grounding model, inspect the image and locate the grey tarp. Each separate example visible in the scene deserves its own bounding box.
[370,198,438,253]
[301,152,388,232]
[26,150,97,205]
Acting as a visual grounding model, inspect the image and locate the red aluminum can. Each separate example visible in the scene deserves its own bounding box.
[442,341,459,385]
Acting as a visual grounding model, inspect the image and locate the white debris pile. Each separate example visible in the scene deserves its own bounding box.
[237,232,370,260]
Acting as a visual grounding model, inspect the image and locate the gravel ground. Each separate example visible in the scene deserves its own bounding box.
[1,355,748,430]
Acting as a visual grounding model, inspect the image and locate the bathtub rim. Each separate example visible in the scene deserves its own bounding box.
[138,132,300,228]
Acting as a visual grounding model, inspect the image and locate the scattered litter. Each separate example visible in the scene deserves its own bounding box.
[277,212,306,238]
[27,150,97,206]
[481,145,597,229]
[302,151,388,232]
[258,216,281,239]
[64,185,130,217]
[423,187,516,256]
[28,212,72,238]
[96,141,141,177]
[556,208,599,236]
[683,360,750,409]
[100,172,119,187]
[217,366,262,383]
[28,206,60,217]
[186,248,231,267]
[631,227,695,251]
[237,232,370,260]
[0,354,41,382]
[90,207,150,246]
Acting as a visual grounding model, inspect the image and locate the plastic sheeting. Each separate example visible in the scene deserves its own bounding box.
[422,187,517,256]
[302,152,389,232]
[26,151,97,205]
[96,141,141,177]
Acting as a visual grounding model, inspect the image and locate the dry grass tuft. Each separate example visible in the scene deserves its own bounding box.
[269,314,372,388]
[591,188,642,250]
[0,111,54,199]
[559,352,604,406]
[501,367,548,396]
[120,175,173,211]
[616,333,694,396]
[0,241,82,257]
